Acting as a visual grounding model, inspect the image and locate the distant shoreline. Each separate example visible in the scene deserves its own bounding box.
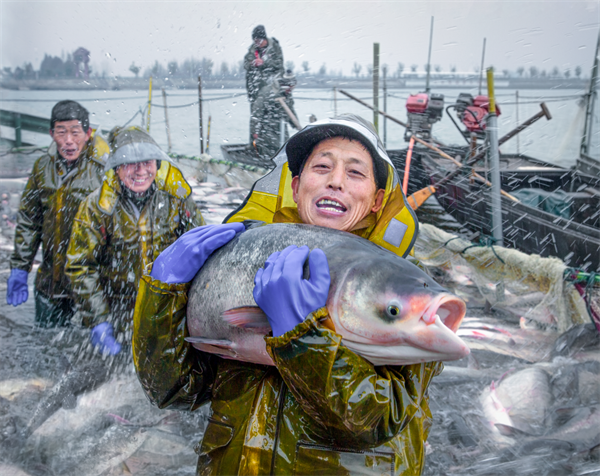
[0,76,590,92]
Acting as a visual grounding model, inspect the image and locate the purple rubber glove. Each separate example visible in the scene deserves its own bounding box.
[90,322,122,355]
[6,268,28,306]
[253,245,330,337]
[151,223,246,284]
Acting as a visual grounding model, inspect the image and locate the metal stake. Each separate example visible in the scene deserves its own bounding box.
[486,67,503,247]
[162,88,172,153]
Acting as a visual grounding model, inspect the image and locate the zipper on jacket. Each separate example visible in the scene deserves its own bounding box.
[269,382,287,476]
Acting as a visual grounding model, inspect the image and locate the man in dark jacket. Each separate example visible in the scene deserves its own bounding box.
[66,126,204,355]
[250,70,299,157]
[7,100,109,327]
[244,24,285,105]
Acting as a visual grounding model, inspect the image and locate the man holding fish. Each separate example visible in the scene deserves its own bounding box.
[133,114,468,475]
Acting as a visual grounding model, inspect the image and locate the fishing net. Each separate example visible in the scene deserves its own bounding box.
[414,223,592,332]
[170,153,269,189]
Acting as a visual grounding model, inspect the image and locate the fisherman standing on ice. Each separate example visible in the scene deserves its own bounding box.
[7,100,109,327]
[65,126,204,356]
[250,70,300,157]
[133,114,442,475]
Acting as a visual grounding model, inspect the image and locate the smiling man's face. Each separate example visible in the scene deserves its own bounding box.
[50,120,92,162]
[116,160,157,193]
[291,137,385,232]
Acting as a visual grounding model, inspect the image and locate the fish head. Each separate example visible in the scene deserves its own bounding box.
[328,255,469,365]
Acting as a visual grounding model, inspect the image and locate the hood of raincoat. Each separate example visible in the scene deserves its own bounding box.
[224,114,418,258]
[104,126,170,172]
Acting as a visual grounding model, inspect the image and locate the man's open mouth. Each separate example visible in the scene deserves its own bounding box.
[316,198,347,213]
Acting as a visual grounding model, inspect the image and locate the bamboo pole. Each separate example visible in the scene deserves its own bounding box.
[161,88,172,153]
[198,75,203,154]
[206,115,212,154]
[275,97,301,129]
[411,134,519,202]
[373,43,380,132]
[146,76,153,133]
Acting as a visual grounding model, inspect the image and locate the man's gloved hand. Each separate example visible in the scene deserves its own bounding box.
[151,223,246,284]
[253,245,330,337]
[6,268,28,306]
[90,322,122,355]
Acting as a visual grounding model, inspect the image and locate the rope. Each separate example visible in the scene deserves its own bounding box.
[459,235,506,264]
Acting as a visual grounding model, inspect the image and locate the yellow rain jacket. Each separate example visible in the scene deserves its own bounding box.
[133,126,441,475]
[66,162,204,330]
[10,134,109,299]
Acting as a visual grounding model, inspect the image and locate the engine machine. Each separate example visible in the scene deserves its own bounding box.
[455,92,501,139]
[404,92,444,141]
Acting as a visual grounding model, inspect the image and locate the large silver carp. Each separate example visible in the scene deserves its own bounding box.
[187,222,469,366]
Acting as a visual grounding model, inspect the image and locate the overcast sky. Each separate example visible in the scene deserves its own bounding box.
[1,0,599,78]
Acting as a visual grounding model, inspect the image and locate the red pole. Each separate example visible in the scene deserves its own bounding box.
[403,136,415,195]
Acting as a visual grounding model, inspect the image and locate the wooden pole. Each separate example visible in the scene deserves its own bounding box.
[515,91,520,155]
[478,38,486,95]
[146,76,153,133]
[198,74,203,154]
[275,97,301,129]
[161,88,172,153]
[425,16,434,93]
[411,134,519,202]
[333,87,337,116]
[206,115,211,154]
[373,43,380,132]
[383,68,387,148]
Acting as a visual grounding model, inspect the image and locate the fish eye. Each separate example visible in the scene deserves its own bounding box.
[385,300,403,319]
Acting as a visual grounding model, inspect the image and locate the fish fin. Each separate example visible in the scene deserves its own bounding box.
[185,337,238,359]
[222,307,271,333]
[185,336,234,347]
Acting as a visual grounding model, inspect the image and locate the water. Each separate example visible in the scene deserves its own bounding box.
[0,87,599,475]
[0,86,591,167]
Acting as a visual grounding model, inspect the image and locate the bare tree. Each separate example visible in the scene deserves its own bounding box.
[396,62,404,78]
[551,66,560,78]
[517,66,525,77]
[352,62,362,78]
[167,61,178,77]
[410,64,418,73]
[302,61,310,74]
[529,66,538,78]
[564,68,571,79]
[318,63,326,76]
[285,60,295,73]
[129,62,140,78]
[575,66,582,78]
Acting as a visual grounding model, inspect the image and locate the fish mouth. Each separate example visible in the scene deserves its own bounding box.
[422,293,466,333]
[316,197,347,214]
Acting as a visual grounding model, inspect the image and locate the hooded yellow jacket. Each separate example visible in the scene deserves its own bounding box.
[66,162,204,329]
[133,151,441,475]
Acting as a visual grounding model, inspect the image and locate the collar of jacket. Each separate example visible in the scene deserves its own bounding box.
[97,161,192,214]
[48,133,109,168]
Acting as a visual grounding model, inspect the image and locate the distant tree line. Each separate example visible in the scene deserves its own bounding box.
[2,48,92,80]
[1,50,588,82]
